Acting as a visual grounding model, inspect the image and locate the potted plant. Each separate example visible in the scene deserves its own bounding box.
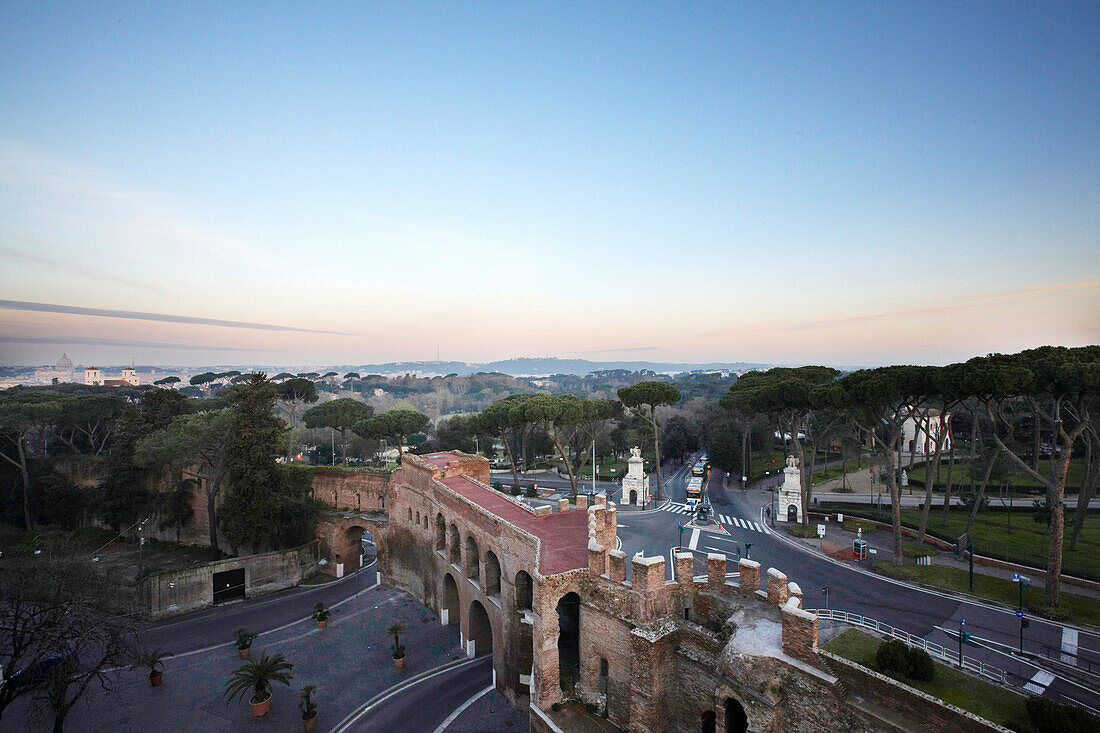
[224,651,294,717]
[312,602,329,630]
[299,684,318,730]
[133,649,172,687]
[388,623,405,668]
[234,628,256,659]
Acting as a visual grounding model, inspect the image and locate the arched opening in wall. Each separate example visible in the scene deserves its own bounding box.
[725,697,748,733]
[449,524,461,565]
[435,514,446,551]
[556,592,580,692]
[701,710,716,733]
[629,489,637,504]
[515,571,533,611]
[787,504,797,522]
[468,600,493,657]
[465,536,480,582]
[484,551,501,597]
[443,573,460,625]
[338,526,374,575]
[599,657,609,709]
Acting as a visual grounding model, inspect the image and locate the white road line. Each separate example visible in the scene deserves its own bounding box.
[736,518,748,529]
[1062,628,1079,664]
[721,514,732,525]
[688,529,700,551]
[752,522,763,532]
[433,684,494,733]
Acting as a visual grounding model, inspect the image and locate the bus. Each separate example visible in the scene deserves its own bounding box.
[691,460,709,479]
[686,476,704,507]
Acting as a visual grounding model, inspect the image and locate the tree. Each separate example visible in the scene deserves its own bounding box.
[140,387,193,431]
[722,367,840,525]
[95,404,156,532]
[343,372,360,380]
[913,365,968,542]
[303,398,372,465]
[135,410,232,556]
[53,395,125,456]
[277,378,318,462]
[618,382,680,501]
[568,399,621,481]
[0,549,138,728]
[0,392,60,530]
[159,476,196,542]
[353,408,429,464]
[836,366,934,559]
[961,347,1099,606]
[219,374,317,551]
[522,394,583,496]
[475,395,534,493]
[153,376,180,386]
[224,652,294,707]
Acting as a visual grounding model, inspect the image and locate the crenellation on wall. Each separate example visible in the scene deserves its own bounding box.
[738,558,760,596]
[767,567,789,606]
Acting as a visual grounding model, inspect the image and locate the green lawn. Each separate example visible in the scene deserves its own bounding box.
[823,629,1028,728]
[871,561,1100,627]
[908,457,1087,494]
[826,505,1100,582]
[812,457,868,486]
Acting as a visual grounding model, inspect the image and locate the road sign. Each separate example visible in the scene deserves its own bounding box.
[817,524,826,538]
[1016,610,1023,618]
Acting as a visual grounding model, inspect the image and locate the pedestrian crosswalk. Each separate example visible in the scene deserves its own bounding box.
[663,503,764,533]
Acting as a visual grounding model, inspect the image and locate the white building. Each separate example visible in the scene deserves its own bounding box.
[84,367,104,386]
[901,409,952,455]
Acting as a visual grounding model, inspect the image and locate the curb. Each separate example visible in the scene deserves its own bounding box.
[330,656,487,732]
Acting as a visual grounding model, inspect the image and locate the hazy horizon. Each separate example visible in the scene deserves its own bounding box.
[2,2,1097,368]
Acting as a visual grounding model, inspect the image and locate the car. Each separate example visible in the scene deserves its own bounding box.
[1,649,74,691]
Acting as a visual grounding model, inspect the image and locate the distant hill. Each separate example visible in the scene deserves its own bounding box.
[336,357,771,377]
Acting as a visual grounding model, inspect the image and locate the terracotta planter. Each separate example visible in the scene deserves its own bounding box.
[393,655,404,669]
[238,647,250,659]
[316,619,327,630]
[250,692,271,717]
[302,713,317,731]
[149,671,163,687]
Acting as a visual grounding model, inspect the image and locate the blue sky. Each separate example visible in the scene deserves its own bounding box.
[1,1,1096,367]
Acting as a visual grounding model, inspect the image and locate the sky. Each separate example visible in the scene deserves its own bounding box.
[1,1,1097,369]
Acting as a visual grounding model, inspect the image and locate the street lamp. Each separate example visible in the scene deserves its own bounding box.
[822,586,830,611]
[1013,573,1030,653]
[677,522,684,552]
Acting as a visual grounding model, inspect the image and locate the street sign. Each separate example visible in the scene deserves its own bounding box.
[817,524,826,538]
[1016,610,1023,618]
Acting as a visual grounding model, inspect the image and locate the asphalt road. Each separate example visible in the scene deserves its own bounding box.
[337,656,493,733]
[610,452,1100,714]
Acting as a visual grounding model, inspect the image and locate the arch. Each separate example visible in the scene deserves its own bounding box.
[556,592,580,692]
[465,536,480,581]
[468,600,493,657]
[449,524,461,565]
[787,504,797,522]
[725,697,748,733]
[416,510,420,525]
[515,570,533,611]
[435,513,446,551]
[484,551,501,597]
[629,489,637,504]
[442,572,460,625]
[701,710,716,733]
[338,525,373,573]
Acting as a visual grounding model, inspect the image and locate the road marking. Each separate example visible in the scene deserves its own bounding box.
[704,535,741,546]
[1062,628,1079,664]
[332,657,487,733]
[688,529,700,551]
[1025,669,1055,694]
[433,684,494,733]
[752,521,763,532]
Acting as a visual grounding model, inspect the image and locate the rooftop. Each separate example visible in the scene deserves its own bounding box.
[439,474,590,575]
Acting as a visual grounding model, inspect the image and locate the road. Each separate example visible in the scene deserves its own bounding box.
[610,452,1100,715]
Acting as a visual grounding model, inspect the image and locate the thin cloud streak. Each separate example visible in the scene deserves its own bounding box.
[571,346,664,354]
[700,281,1100,339]
[0,301,356,336]
[0,335,285,352]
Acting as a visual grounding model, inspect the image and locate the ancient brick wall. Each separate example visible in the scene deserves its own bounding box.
[310,467,389,512]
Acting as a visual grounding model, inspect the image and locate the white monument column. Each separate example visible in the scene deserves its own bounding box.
[622,447,648,507]
[778,455,803,523]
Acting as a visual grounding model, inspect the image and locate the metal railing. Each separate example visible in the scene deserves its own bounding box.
[807,608,1008,685]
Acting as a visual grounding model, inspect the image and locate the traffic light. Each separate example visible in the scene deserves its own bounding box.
[960,630,973,644]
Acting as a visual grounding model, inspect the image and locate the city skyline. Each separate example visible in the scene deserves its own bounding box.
[2,1,1097,367]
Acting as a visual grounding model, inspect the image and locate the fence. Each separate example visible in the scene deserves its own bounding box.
[807,608,1008,685]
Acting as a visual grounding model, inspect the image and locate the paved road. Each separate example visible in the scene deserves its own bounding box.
[338,656,492,732]
[611,451,1100,715]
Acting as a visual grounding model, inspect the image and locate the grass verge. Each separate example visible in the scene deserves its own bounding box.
[823,629,1027,728]
[871,561,1100,627]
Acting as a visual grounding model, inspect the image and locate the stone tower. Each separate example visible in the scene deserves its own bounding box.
[778,454,803,523]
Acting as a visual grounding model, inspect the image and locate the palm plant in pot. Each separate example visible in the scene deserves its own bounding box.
[224,651,294,717]
[133,649,172,687]
[312,602,329,630]
[299,684,318,730]
[234,627,256,658]
[388,623,405,668]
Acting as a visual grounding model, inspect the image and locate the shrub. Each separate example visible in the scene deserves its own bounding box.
[492,481,503,492]
[789,524,818,538]
[874,639,909,677]
[1023,696,1100,733]
[525,485,538,498]
[906,647,934,681]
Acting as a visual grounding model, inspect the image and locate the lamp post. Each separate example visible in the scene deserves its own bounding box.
[677,522,684,552]
[822,586,830,611]
[1014,573,1030,653]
